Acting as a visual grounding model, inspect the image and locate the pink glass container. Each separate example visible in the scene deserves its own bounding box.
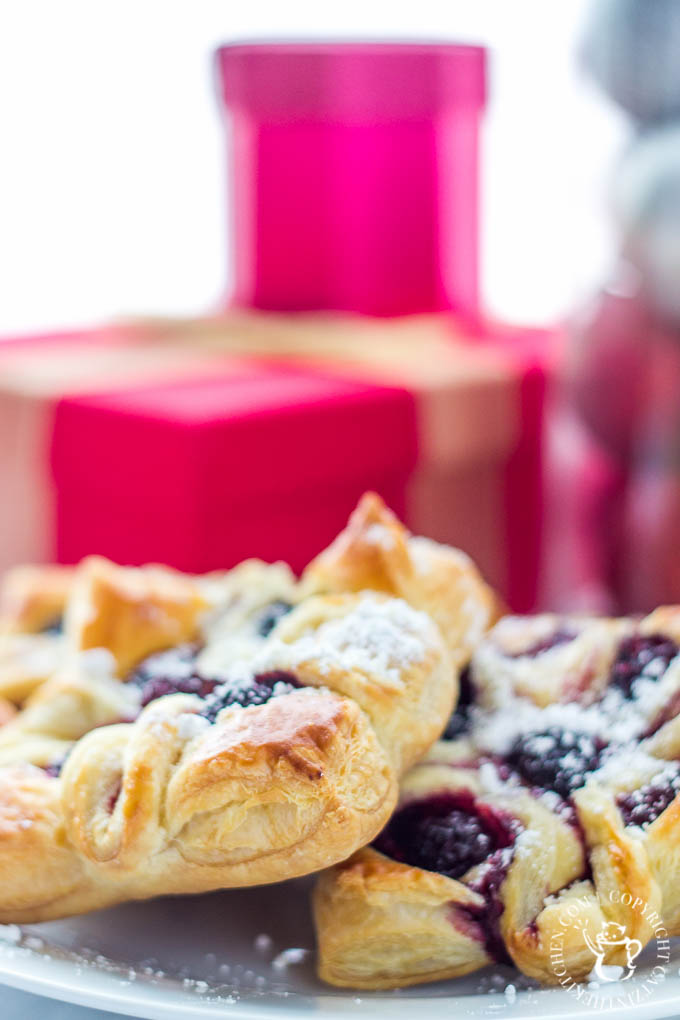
[216,42,486,317]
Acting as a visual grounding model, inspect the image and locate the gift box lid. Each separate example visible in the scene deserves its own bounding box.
[216,42,485,316]
[51,361,417,513]
[217,42,486,120]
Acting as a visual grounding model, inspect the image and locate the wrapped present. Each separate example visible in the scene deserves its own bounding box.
[1,43,558,608]
[52,361,416,574]
[118,311,560,609]
[0,312,557,610]
[0,330,230,573]
[216,43,486,317]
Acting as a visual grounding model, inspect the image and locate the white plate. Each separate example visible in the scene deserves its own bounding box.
[1,879,680,1020]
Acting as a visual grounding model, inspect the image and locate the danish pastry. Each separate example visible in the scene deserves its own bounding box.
[315,608,680,988]
[0,591,448,922]
[0,554,299,769]
[0,565,74,702]
[0,495,493,921]
[0,496,494,773]
[303,493,500,668]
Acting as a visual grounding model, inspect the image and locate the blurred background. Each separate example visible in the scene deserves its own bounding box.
[2,0,680,620]
[0,0,623,332]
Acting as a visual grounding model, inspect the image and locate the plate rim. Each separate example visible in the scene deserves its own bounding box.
[3,943,680,1020]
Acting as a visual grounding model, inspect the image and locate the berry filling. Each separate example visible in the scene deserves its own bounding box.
[617,772,680,828]
[374,791,516,881]
[41,616,63,636]
[199,670,302,723]
[609,634,678,699]
[256,600,293,638]
[128,644,302,719]
[126,643,215,707]
[443,666,476,740]
[42,759,65,778]
[375,792,517,964]
[106,779,122,814]
[464,855,515,965]
[505,727,604,799]
[509,628,577,659]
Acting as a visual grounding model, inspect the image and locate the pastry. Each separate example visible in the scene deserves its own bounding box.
[314,608,680,988]
[0,565,74,702]
[0,495,495,772]
[0,554,299,769]
[0,495,493,921]
[0,590,448,922]
[0,565,74,635]
[303,492,500,668]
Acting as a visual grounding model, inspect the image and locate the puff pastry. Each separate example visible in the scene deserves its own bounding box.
[315,608,680,989]
[303,493,500,669]
[0,555,299,769]
[0,565,74,702]
[0,495,494,921]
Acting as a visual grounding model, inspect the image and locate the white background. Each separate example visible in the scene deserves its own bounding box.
[0,0,628,335]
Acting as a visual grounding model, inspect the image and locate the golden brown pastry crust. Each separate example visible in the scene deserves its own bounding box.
[0,565,74,703]
[63,557,212,676]
[315,847,490,989]
[0,496,495,921]
[0,688,396,921]
[260,592,455,774]
[0,556,299,767]
[315,607,680,991]
[0,592,453,920]
[0,496,494,772]
[303,492,499,669]
[0,633,66,704]
[315,760,587,989]
[0,700,16,727]
[0,565,74,635]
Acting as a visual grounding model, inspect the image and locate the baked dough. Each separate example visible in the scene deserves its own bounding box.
[315,608,680,989]
[303,492,500,668]
[0,591,449,921]
[0,565,74,635]
[0,555,299,768]
[0,496,495,920]
[0,497,493,772]
[0,565,74,702]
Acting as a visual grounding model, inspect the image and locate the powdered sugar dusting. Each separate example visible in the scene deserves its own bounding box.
[77,647,118,679]
[363,523,396,551]
[251,594,432,686]
[176,713,210,741]
[473,667,679,757]
[458,619,680,819]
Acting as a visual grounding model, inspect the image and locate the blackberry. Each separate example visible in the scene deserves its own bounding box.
[41,616,63,636]
[126,643,217,707]
[200,670,302,722]
[256,600,293,638]
[617,778,680,828]
[610,634,678,698]
[506,727,602,799]
[374,792,514,881]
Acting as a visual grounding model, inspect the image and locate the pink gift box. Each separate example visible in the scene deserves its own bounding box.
[51,361,416,573]
[216,42,485,318]
[0,314,558,611]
